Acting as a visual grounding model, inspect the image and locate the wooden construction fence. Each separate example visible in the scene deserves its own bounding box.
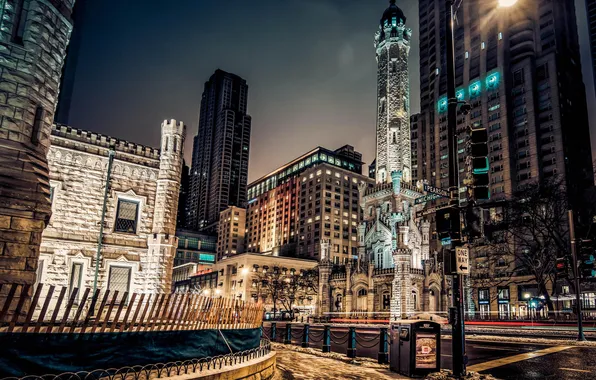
[0,283,264,333]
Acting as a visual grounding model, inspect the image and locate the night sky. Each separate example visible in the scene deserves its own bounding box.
[68,0,595,182]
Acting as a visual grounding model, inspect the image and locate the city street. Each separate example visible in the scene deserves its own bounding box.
[275,340,596,379]
[268,324,596,379]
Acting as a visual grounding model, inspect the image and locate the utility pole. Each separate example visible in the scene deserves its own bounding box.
[93,149,115,294]
[446,0,467,377]
[568,209,586,341]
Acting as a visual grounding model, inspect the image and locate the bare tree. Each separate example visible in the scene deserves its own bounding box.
[472,177,570,313]
[252,266,318,316]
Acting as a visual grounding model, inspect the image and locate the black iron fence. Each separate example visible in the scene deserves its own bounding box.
[2,339,272,380]
[262,322,389,364]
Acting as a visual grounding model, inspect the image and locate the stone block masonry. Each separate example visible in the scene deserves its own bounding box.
[0,0,76,313]
[40,120,186,296]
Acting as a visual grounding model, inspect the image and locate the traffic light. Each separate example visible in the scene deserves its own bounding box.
[436,206,461,244]
[579,239,596,280]
[555,257,569,279]
[469,127,489,200]
[529,297,544,311]
[463,202,483,240]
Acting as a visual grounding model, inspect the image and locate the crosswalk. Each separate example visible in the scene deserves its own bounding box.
[467,345,573,372]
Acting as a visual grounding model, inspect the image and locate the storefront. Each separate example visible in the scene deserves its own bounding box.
[517,285,539,319]
[497,287,510,319]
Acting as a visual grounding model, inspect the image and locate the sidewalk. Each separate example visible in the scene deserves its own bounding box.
[272,344,500,380]
[273,344,404,380]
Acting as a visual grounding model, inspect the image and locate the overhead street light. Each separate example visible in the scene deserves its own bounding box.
[498,0,518,7]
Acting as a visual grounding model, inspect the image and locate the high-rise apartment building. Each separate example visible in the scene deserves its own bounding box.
[187,70,251,232]
[586,0,596,96]
[415,0,593,208]
[55,0,87,124]
[217,206,246,260]
[410,113,421,181]
[245,146,373,262]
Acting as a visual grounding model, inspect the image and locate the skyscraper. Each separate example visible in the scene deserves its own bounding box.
[187,70,251,232]
[586,0,596,96]
[55,0,87,124]
[414,0,593,208]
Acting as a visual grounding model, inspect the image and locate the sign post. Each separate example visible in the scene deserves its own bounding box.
[455,247,469,275]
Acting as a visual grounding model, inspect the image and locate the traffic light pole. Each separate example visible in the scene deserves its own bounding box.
[446,0,467,377]
[568,209,586,341]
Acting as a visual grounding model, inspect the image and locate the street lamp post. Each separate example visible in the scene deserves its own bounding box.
[444,0,520,376]
[568,209,586,341]
[444,1,466,377]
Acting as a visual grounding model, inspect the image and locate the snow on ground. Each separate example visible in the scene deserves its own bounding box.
[272,343,500,380]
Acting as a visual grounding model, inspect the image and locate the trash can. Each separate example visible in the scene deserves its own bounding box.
[389,321,441,378]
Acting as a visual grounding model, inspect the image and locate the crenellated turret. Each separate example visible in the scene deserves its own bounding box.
[145,119,186,293]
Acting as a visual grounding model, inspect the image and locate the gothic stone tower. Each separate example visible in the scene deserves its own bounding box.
[374,0,412,184]
[0,1,75,295]
[145,120,186,293]
[391,224,413,320]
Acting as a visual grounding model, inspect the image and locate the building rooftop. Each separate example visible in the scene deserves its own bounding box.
[248,145,364,199]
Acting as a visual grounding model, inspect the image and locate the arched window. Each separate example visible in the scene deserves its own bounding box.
[358,289,368,297]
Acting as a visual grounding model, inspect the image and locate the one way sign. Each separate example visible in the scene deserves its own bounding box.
[455,247,469,275]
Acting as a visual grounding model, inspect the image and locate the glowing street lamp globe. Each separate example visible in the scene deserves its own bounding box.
[498,0,518,7]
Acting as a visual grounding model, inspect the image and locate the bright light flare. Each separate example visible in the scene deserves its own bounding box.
[498,0,518,7]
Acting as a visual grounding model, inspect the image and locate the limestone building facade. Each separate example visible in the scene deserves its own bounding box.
[316,1,446,321]
[217,206,246,260]
[37,120,185,295]
[374,0,412,184]
[0,0,76,295]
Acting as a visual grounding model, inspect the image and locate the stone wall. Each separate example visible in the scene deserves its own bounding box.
[0,0,75,313]
[39,121,185,294]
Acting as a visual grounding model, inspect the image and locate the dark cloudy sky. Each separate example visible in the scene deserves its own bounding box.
[68,0,595,182]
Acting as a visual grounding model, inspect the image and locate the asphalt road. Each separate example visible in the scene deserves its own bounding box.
[264,324,596,379]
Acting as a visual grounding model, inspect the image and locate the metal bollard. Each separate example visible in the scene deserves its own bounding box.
[322,325,331,352]
[302,324,310,348]
[284,323,292,344]
[378,327,388,364]
[271,322,277,341]
[347,326,357,358]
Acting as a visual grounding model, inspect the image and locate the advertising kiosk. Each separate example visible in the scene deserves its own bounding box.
[390,320,441,377]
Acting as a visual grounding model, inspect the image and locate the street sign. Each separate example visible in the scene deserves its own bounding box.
[455,247,469,275]
[423,184,450,198]
[414,193,442,205]
[416,204,452,218]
